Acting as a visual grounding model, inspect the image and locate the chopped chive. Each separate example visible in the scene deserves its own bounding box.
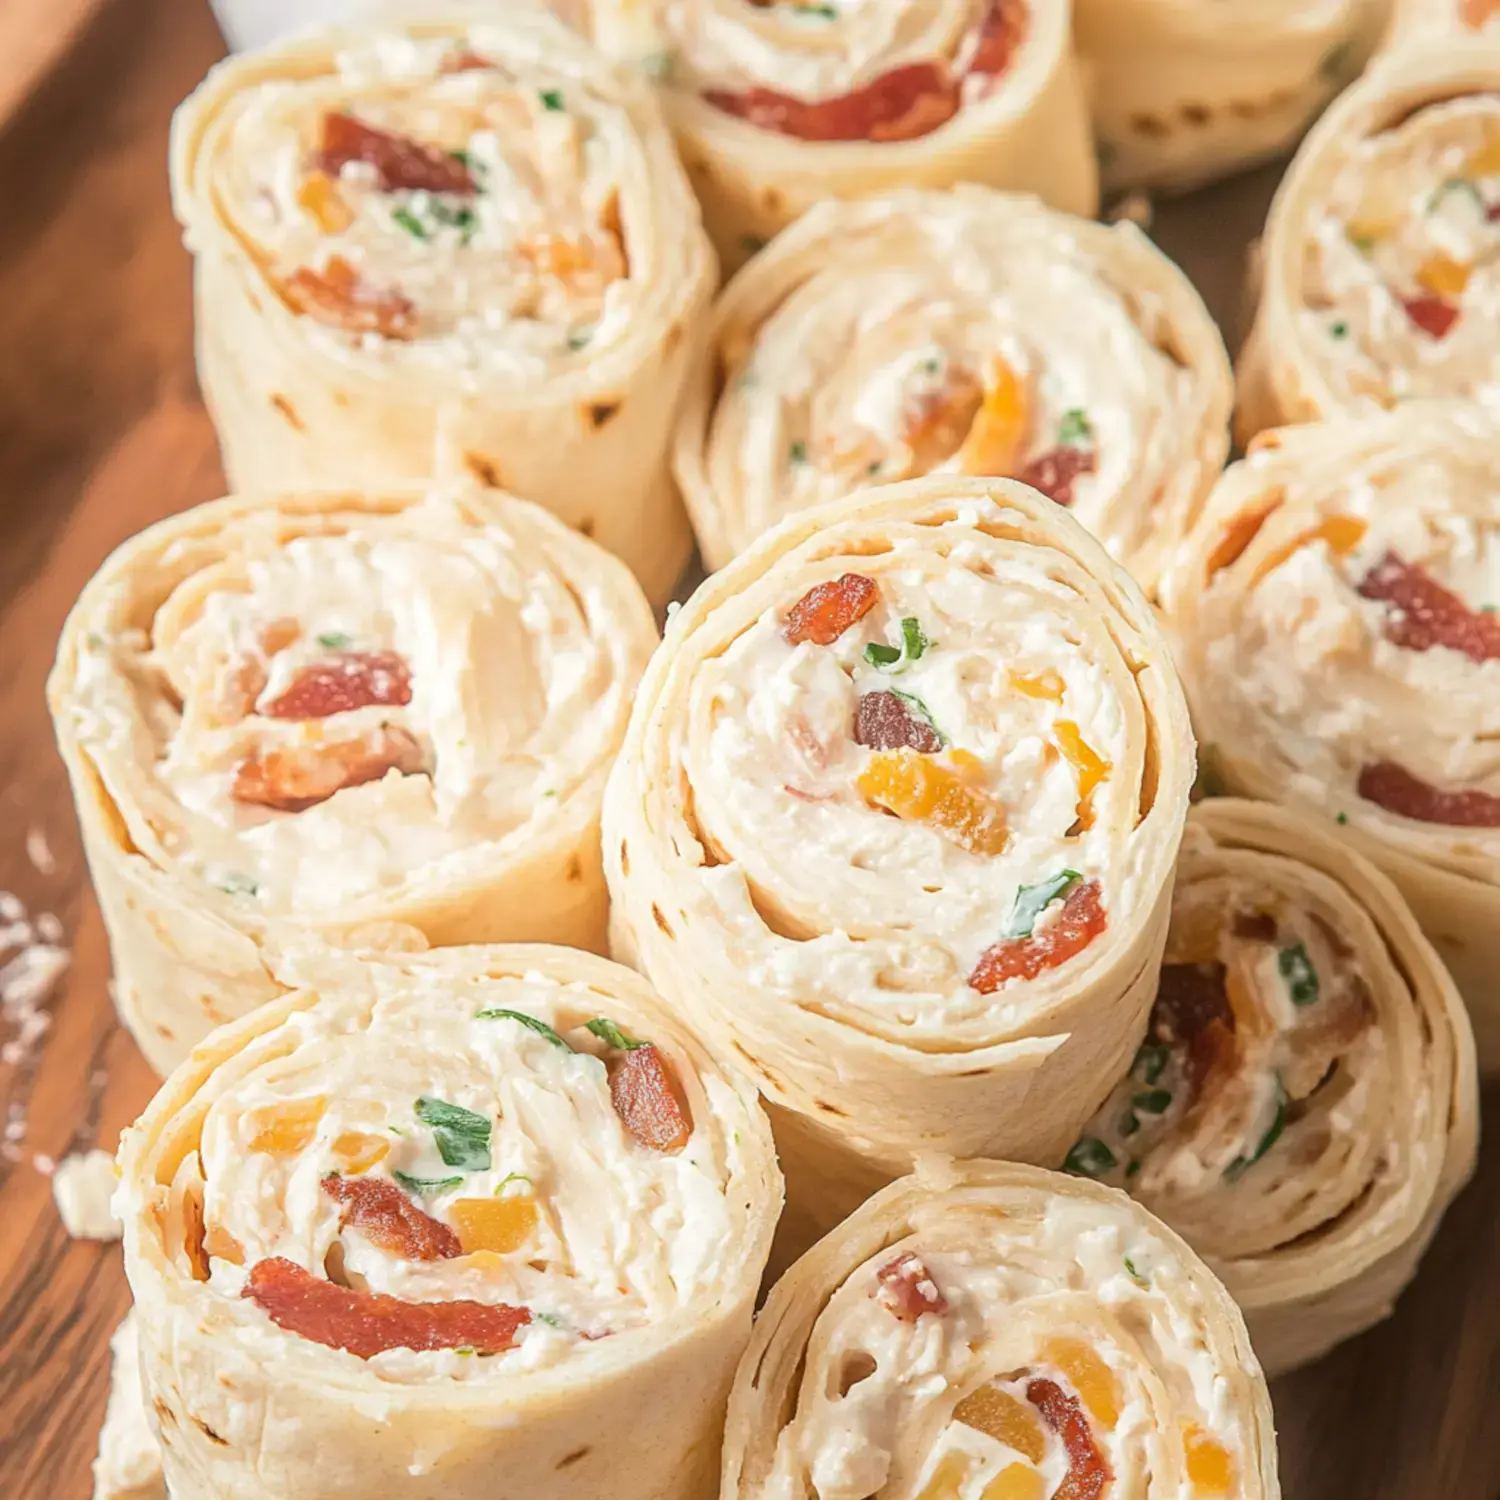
[794,1,838,15]
[1336,811,1349,824]
[1224,1074,1287,1181]
[393,205,429,240]
[890,689,945,745]
[1330,320,1349,339]
[567,327,594,351]
[1124,1255,1147,1285]
[1057,408,1094,448]
[539,89,565,112]
[1125,1158,1141,1178]
[214,872,259,897]
[393,1171,463,1196]
[864,641,902,668]
[586,1017,648,1051]
[493,1171,532,1196]
[1278,943,1320,1007]
[534,1311,567,1329]
[415,1097,492,1171]
[1064,1137,1117,1178]
[316,630,352,650]
[1004,870,1082,939]
[1132,1088,1173,1115]
[475,1008,572,1049]
[789,440,808,464]
[1132,1041,1169,1086]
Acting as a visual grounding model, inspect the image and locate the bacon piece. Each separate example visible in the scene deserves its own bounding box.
[244,1257,528,1358]
[873,1252,947,1322]
[233,725,426,813]
[969,0,1028,76]
[1357,760,1500,827]
[855,690,943,754]
[1020,446,1097,507]
[283,256,417,341]
[705,62,958,143]
[264,651,414,720]
[322,1174,462,1261]
[1356,552,1500,662]
[1401,294,1460,339]
[1027,1377,1112,1500]
[609,1045,692,1153]
[968,880,1106,993]
[783,572,879,646]
[319,112,475,195]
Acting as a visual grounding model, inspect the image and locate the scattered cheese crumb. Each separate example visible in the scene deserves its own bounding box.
[93,1312,166,1500]
[52,1149,121,1241]
[25,826,56,875]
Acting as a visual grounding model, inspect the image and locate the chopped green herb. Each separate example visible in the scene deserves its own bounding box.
[863,616,929,673]
[1348,232,1377,254]
[1224,1074,1287,1181]
[542,788,559,798]
[921,356,943,375]
[1319,41,1353,84]
[640,51,674,81]
[586,1017,648,1051]
[1124,1255,1147,1285]
[393,205,429,240]
[215,872,259,897]
[1125,1158,1141,1178]
[540,89,565,112]
[387,1125,405,1136]
[534,1311,567,1329]
[1004,869,1082,939]
[1278,943,1319,1007]
[794,1,838,15]
[493,1171,532,1196]
[1428,177,1485,214]
[450,148,472,170]
[1330,320,1349,339]
[1064,1136,1117,1178]
[866,460,882,475]
[1483,604,1499,614]
[739,233,768,255]
[429,200,478,244]
[1057,408,1094,448]
[316,631,352,650]
[393,1171,463,1196]
[415,1097,492,1171]
[475,1008,572,1048]
[1132,1041,1169,1086]
[1132,1088,1173,1115]
[890,689,945,745]
[456,1347,476,1357]
[1120,1111,1141,1138]
[789,440,808,464]
[1336,811,1349,824]
[567,327,594,351]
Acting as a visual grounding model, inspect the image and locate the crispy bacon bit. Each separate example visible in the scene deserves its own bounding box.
[705,63,958,143]
[970,0,1028,76]
[855,690,943,753]
[1020,446,1097,507]
[873,1252,947,1322]
[233,725,426,813]
[319,111,475,195]
[244,1256,528,1358]
[1152,962,1237,1092]
[1027,1377,1112,1500]
[1357,760,1500,827]
[968,880,1105,993]
[283,256,417,340]
[322,1174,462,1261]
[783,572,879,646]
[1401,294,1460,340]
[1231,910,1278,944]
[609,1045,692,1153]
[1357,552,1500,662]
[264,651,414,720]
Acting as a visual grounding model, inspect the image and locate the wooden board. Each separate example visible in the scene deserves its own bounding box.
[0,3,1497,1496]
[0,0,112,132]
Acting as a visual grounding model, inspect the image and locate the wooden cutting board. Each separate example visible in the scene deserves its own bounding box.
[0,3,1498,1498]
[0,0,113,129]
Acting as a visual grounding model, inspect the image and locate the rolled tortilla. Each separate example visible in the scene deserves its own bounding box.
[673,186,1231,591]
[1160,405,1500,1071]
[603,476,1195,1262]
[47,483,656,1076]
[94,1313,166,1500]
[1237,39,1500,440]
[580,0,1097,271]
[115,944,781,1500]
[171,12,714,606]
[1074,0,1383,195]
[724,1158,1278,1500]
[1061,799,1477,1375]
[1383,0,1500,48]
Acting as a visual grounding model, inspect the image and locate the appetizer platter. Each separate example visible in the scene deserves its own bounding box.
[4,0,1500,1497]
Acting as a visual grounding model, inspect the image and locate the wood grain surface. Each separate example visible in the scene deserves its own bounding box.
[0,3,1495,1497]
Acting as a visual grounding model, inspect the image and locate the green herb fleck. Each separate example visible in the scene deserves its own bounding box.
[1348,232,1377,255]
[540,89,565,112]
[494,1171,532,1196]
[1132,1041,1169,1086]
[586,1017,648,1051]
[866,460,882,475]
[1278,943,1319,1007]
[456,1347,476,1356]
[1319,41,1353,84]
[739,233,768,255]
[1224,1074,1287,1181]
[1057,408,1094,448]
[1064,1136,1117,1178]
[640,51,674,81]
[1120,1111,1141,1138]
[393,1171,464,1196]
[1336,811,1349,824]
[476,1008,572,1049]
[1124,1255,1147,1285]
[415,1097,492,1171]
[863,616,930,673]
[567,327,594,351]
[1125,1158,1141,1178]
[1330,320,1349,339]
[1005,869,1082,939]
[215,872,259,897]
[789,440,808,464]
[890,689,945,745]
[534,1311,567,1329]
[316,631,352,650]
[393,205,429,240]
[794,1,838,15]
[1483,604,1499,613]
[430,200,478,244]
[450,148,472,169]
[1132,1088,1173,1115]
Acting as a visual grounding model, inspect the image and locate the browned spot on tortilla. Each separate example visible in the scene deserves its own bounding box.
[1131,112,1171,138]
[464,451,502,487]
[586,400,621,429]
[652,903,674,938]
[192,1418,229,1446]
[567,855,584,883]
[270,393,304,431]
[576,516,596,538]
[558,1448,591,1470]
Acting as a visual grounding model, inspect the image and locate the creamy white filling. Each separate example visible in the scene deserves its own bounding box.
[197,973,740,1382]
